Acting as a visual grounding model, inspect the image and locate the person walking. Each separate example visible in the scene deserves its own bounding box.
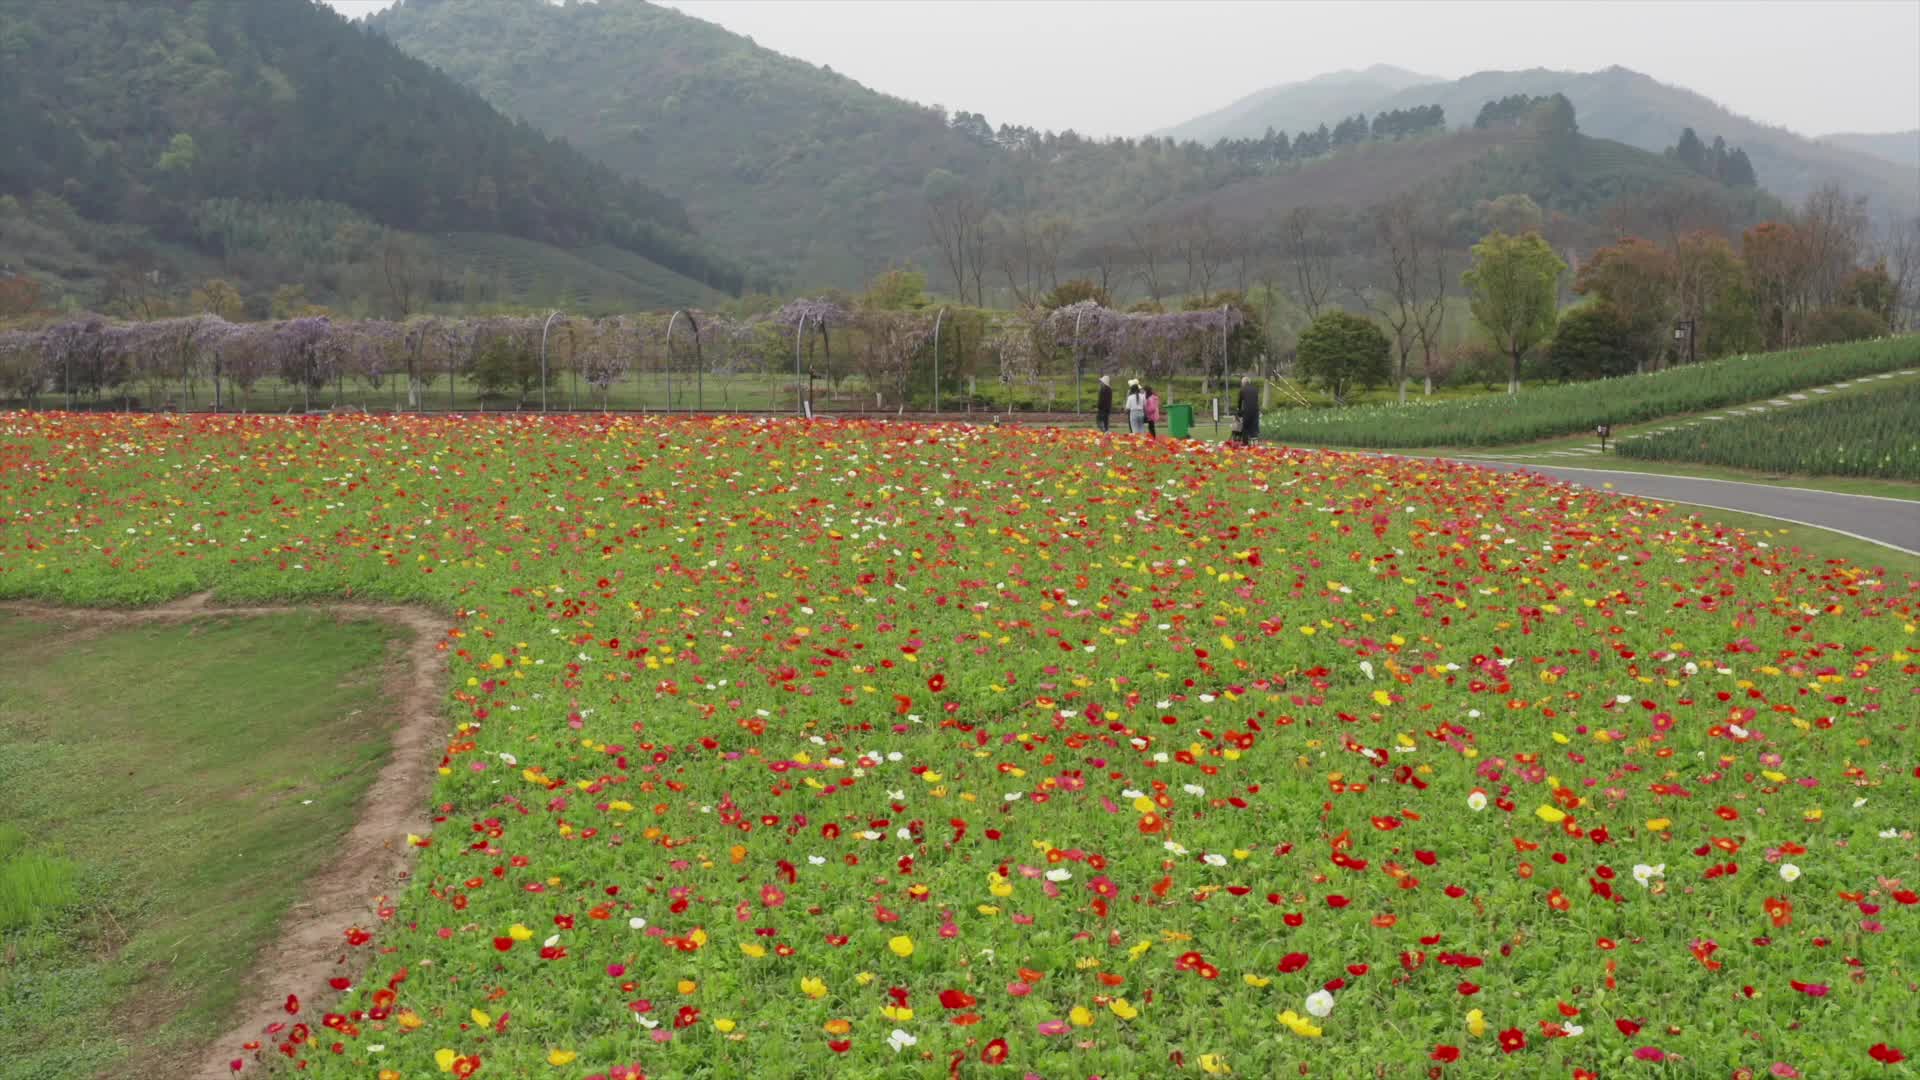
[1095,374,1113,433]
[1234,374,1260,445]
[1143,384,1161,438]
[1124,380,1146,434]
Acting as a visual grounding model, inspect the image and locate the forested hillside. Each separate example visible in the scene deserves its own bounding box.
[1163,65,1920,212]
[371,0,998,290]
[372,0,1781,298]
[1152,65,1441,145]
[0,0,740,309]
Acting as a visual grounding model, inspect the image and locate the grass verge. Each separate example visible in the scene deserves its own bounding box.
[0,612,401,1080]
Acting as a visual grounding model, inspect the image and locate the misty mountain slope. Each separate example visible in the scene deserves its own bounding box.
[1167,66,1920,212]
[1152,64,1441,145]
[0,0,739,306]
[1819,131,1920,170]
[371,0,996,291]
[372,0,1782,297]
[1373,68,1918,210]
[1122,126,1773,245]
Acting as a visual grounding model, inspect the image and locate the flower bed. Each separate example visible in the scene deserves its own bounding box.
[0,412,1914,1078]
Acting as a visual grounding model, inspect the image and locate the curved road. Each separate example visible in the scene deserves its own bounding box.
[1452,460,1920,555]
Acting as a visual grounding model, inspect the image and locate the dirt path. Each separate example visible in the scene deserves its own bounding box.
[0,593,451,1080]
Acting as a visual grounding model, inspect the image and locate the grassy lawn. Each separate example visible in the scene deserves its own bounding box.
[0,612,403,1080]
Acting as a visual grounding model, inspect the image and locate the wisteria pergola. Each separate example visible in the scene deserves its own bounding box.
[2,303,1247,415]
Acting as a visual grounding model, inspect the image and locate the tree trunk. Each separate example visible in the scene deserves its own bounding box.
[1507,348,1521,395]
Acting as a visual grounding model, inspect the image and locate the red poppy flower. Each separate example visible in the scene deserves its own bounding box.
[1869,1043,1906,1064]
[940,989,977,1010]
[981,1038,1010,1065]
[1430,1045,1460,1063]
[1277,952,1310,973]
[1498,1027,1526,1054]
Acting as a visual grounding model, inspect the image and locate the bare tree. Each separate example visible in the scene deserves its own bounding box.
[993,214,1076,308]
[1282,207,1338,318]
[1798,183,1870,307]
[926,176,989,306]
[1885,215,1920,332]
[1079,240,1127,300]
[1126,220,1173,305]
[1033,217,1074,296]
[382,231,425,320]
[1362,195,1450,403]
[1176,207,1224,303]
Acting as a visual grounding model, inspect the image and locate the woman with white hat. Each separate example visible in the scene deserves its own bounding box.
[1123,379,1146,434]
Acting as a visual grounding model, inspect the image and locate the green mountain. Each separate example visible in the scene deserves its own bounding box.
[1153,64,1442,144]
[1162,66,1920,212]
[1818,131,1920,170]
[370,0,997,291]
[0,0,738,311]
[371,0,1781,298]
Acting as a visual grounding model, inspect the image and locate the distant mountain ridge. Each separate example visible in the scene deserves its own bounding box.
[1818,131,1920,170]
[371,0,1785,296]
[1161,65,1920,213]
[1151,64,1442,145]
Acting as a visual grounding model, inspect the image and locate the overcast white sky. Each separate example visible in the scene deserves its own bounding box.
[323,0,1920,138]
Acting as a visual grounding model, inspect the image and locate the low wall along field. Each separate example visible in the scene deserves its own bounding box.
[0,411,1915,1078]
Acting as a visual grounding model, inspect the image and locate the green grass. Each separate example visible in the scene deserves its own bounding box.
[0,612,403,1080]
[1618,379,1920,480]
[1258,336,1920,448]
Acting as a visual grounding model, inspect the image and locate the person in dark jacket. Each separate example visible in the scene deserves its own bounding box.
[1095,375,1113,432]
[1235,375,1260,445]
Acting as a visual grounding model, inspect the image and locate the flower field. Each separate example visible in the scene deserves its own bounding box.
[1617,382,1920,481]
[1,411,1916,1079]
[1260,338,1919,448]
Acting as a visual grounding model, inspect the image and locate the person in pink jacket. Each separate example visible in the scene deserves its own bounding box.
[1143,385,1161,438]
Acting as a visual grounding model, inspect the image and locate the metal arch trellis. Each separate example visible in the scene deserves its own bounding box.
[1073,303,1092,412]
[930,306,948,414]
[539,309,563,413]
[665,309,702,412]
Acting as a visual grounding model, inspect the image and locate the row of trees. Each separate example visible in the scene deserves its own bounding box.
[1667,128,1759,187]
[1449,184,1908,394]
[1278,183,1911,405]
[950,105,1448,175]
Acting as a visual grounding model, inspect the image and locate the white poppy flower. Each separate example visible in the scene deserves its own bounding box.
[1304,990,1335,1018]
[1779,863,1801,882]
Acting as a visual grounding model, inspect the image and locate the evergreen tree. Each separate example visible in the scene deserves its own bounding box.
[1673,128,1707,171]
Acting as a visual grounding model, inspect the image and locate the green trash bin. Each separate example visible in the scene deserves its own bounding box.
[1167,402,1193,439]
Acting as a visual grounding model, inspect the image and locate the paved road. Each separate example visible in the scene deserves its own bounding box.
[1447,460,1920,554]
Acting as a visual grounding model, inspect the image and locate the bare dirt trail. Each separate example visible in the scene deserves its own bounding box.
[0,593,453,1080]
